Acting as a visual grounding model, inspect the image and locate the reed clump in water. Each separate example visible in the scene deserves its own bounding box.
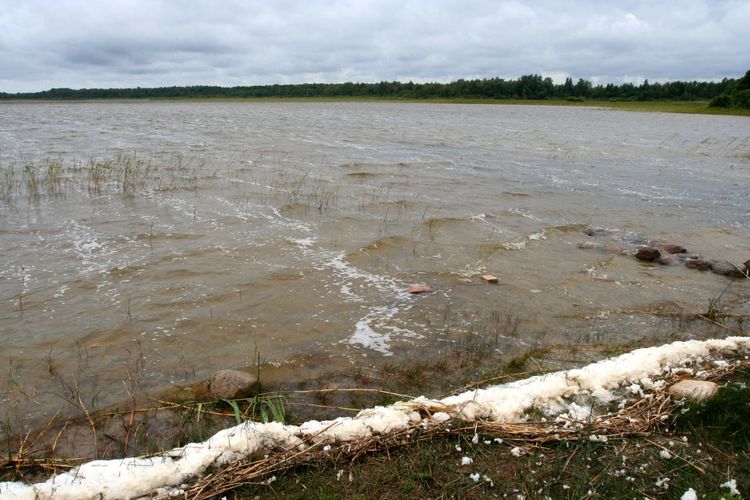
[0,153,211,204]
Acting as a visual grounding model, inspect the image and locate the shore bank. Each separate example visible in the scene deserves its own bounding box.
[2,335,749,498]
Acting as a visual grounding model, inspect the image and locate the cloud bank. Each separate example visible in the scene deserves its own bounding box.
[1,0,748,92]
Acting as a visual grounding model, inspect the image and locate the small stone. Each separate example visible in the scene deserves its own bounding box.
[481,274,499,283]
[685,259,711,271]
[635,247,661,262]
[668,380,718,401]
[407,284,432,294]
[457,277,473,283]
[605,246,624,254]
[208,369,257,400]
[659,244,687,254]
[709,260,746,278]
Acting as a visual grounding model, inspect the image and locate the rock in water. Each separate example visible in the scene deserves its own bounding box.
[208,369,257,400]
[634,247,661,262]
[481,274,499,283]
[685,259,712,271]
[659,244,687,254]
[407,284,432,294]
[709,260,746,278]
[668,380,718,401]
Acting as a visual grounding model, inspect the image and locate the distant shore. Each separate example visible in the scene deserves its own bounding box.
[2,97,749,116]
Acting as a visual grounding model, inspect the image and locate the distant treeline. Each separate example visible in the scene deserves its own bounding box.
[1,72,748,105]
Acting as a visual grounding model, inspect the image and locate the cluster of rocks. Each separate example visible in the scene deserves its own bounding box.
[634,244,749,279]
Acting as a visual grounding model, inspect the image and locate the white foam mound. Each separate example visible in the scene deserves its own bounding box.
[1,336,748,499]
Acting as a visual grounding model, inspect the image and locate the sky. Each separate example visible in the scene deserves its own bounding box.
[1,0,749,93]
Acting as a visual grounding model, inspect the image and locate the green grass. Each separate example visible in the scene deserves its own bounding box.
[673,369,750,449]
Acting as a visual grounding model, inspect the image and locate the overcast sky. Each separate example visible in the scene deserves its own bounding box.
[1,0,748,92]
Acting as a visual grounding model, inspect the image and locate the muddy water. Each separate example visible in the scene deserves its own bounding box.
[1,102,749,423]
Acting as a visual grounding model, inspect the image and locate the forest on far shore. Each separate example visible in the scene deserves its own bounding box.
[2,71,749,108]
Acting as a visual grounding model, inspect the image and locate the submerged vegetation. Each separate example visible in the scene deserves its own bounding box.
[0,154,208,204]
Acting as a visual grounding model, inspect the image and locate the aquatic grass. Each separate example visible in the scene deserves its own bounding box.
[0,153,220,205]
[23,163,40,201]
[0,165,16,202]
[225,395,287,425]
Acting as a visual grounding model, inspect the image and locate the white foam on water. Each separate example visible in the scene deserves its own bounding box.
[266,207,312,233]
[501,229,547,250]
[64,220,124,276]
[277,215,420,354]
[323,253,421,353]
[290,237,316,248]
[348,304,422,355]
[212,196,258,222]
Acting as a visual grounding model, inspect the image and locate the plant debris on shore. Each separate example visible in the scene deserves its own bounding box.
[1,336,749,499]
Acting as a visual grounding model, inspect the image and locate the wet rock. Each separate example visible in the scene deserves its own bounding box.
[709,260,747,278]
[456,277,473,283]
[658,254,681,266]
[605,246,624,254]
[668,380,718,401]
[407,284,432,294]
[208,369,257,400]
[685,259,712,271]
[481,274,499,284]
[659,244,687,254]
[634,247,661,262]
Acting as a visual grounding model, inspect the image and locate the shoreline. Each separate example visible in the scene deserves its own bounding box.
[1,97,749,116]
[2,335,748,498]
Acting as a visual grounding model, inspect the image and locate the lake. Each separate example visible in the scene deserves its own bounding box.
[1,101,749,423]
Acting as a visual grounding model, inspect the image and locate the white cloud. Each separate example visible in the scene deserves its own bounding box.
[0,0,748,92]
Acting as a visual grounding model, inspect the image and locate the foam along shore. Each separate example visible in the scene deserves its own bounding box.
[2,336,749,499]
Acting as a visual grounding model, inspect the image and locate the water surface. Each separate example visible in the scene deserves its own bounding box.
[1,101,748,421]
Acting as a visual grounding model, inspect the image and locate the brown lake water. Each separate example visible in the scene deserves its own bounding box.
[1,101,749,423]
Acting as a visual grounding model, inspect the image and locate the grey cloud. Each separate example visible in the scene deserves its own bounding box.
[0,0,748,92]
